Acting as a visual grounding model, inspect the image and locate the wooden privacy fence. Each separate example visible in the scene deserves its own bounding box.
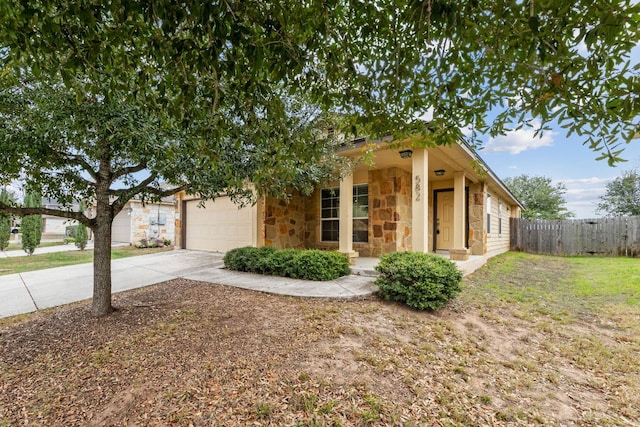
[510,216,640,257]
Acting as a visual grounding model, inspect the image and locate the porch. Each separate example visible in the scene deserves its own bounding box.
[350,249,508,278]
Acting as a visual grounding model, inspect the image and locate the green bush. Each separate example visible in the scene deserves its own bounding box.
[289,250,351,281]
[374,251,463,310]
[223,246,257,271]
[224,247,350,281]
[261,248,299,276]
[74,223,88,250]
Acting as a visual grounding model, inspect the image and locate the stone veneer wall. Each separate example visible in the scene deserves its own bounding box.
[130,201,176,244]
[468,182,486,255]
[368,167,412,257]
[264,193,307,249]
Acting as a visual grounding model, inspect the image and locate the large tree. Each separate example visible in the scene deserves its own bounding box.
[596,170,640,217]
[0,1,638,315]
[0,81,341,315]
[0,1,637,158]
[504,175,574,220]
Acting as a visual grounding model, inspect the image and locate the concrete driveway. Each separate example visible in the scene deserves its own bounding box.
[0,250,377,319]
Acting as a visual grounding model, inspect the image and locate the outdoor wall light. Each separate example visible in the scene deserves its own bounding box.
[126,207,133,215]
[399,149,413,159]
[434,169,446,176]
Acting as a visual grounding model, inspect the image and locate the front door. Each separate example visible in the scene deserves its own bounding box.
[436,191,454,250]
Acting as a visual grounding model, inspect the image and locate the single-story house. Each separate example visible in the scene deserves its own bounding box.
[175,139,522,262]
[111,197,177,245]
[41,198,80,238]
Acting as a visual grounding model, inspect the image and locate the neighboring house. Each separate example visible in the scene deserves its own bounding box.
[112,197,177,245]
[41,198,79,237]
[175,139,523,262]
[40,196,177,245]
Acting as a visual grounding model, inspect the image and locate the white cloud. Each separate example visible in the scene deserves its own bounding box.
[555,177,614,186]
[485,124,555,155]
[415,107,434,122]
[572,28,589,57]
[460,125,473,137]
[555,176,618,218]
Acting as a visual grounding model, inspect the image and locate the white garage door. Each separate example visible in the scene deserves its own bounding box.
[184,198,255,252]
[112,210,131,243]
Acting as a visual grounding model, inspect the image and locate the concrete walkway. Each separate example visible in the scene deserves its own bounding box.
[0,250,378,319]
[0,247,496,320]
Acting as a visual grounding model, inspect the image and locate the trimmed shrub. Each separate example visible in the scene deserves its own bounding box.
[223,246,275,273]
[224,247,350,281]
[246,246,278,273]
[262,248,299,277]
[374,251,463,310]
[289,250,351,281]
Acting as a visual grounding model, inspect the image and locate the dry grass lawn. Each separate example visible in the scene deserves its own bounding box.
[1,252,638,426]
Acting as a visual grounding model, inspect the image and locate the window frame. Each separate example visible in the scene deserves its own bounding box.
[352,184,369,243]
[486,194,492,234]
[320,187,340,242]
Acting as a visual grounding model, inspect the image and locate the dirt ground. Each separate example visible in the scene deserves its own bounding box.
[1,255,638,426]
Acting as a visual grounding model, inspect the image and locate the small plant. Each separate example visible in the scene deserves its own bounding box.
[255,402,272,418]
[375,251,463,310]
[74,222,88,250]
[63,237,76,244]
[136,239,148,248]
[163,238,171,246]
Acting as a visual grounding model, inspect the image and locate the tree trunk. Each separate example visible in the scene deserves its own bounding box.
[92,182,114,316]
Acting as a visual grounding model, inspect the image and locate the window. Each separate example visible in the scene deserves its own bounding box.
[321,188,340,242]
[321,184,370,243]
[486,194,492,234]
[498,201,503,235]
[353,184,369,243]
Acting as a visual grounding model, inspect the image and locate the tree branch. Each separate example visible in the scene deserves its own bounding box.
[110,173,159,199]
[0,201,92,227]
[48,148,99,182]
[112,162,148,180]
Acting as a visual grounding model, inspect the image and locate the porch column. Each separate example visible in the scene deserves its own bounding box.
[412,148,429,252]
[451,171,470,260]
[339,173,358,264]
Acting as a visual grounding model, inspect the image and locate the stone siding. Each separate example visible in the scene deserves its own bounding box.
[368,167,412,257]
[130,201,176,244]
[264,194,306,249]
[468,182,486,255]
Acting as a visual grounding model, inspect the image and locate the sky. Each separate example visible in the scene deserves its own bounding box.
[479,129,640,219]
[476,39,640,220]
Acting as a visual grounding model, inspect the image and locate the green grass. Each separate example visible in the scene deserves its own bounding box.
[0,246,172,276]
[5,240,66,251]
[462,252,640,320]
[564,257,640,307]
